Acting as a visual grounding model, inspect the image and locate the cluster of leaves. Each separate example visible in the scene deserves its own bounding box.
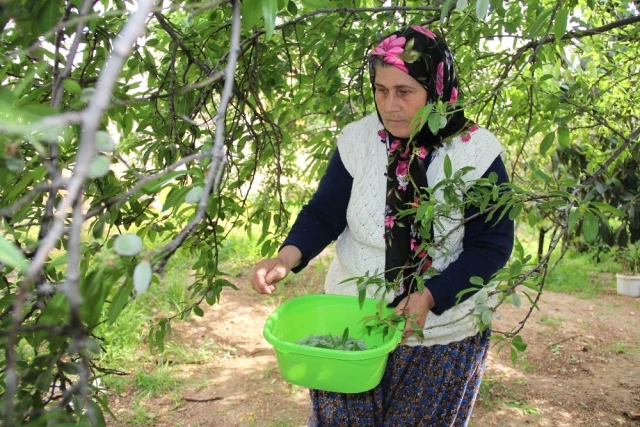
[296,328,368,351]
[0,0,638,424]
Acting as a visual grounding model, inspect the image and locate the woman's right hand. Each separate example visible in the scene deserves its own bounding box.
[251,258,290,294]
[251,245,302,295]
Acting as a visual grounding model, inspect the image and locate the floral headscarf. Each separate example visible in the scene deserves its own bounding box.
[369,26,473,307]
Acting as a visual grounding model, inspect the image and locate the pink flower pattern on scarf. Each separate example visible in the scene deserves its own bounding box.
[372,35,409,73]
[411,25,437,40]
[436,62,444,96]
[396,160,409,177]
[385,215,396,228]
[450,86,458,103]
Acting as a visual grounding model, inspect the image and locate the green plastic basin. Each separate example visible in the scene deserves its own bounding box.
[263,294,403,393]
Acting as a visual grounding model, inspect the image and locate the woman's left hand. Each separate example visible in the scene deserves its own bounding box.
[394,289,436,338]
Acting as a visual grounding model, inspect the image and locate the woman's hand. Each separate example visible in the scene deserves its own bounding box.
[251,246,302,295]
[394,289,436,338]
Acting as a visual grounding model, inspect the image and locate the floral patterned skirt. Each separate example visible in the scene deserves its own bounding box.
[308,331,490,427]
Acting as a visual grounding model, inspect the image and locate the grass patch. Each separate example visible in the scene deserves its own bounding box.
[133,365,183,397]
[544,249,619,297]
[609,341,640,358]
[537,314,565,328]
[477,376,509,410]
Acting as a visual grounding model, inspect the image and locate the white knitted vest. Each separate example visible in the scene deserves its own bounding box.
[324,113,504,346]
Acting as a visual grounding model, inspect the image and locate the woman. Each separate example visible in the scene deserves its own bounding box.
[251,26,513,426]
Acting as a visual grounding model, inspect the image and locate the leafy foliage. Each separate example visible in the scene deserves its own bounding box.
[0,0,638,423]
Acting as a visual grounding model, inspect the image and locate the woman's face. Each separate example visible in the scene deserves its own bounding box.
[374,65,428,138]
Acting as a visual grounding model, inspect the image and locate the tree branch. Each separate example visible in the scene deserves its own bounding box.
[155,0,241,271]
[26,0,157,282]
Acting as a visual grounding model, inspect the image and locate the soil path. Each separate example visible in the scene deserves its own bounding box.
[111,267,640,427]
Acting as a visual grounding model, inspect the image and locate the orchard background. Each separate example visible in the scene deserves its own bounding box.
[0,0,638,425]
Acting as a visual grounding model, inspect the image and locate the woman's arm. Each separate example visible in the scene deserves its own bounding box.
[251,149,353,294]
[424,156,515,315]
[280,148,353,272]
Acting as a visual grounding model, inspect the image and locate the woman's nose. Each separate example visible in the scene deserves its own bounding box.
[383,94,400,112]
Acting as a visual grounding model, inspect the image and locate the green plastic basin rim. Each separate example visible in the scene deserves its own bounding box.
[263,294,405,362]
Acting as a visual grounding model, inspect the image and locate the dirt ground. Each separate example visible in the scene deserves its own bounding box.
[108,262,640,427]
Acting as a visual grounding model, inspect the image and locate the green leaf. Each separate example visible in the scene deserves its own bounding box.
[5,157,24,173]
[114,233,143,256]
[557,126,570,148]
[533,169,551,183]
[508,202,523,220]
[481,310,493,325]
[134,261,152,296]
[443,155,452,179]
[81,88,95,102]
[476,0,490,19]
[589,202,625,218]
[0,235,28,272]
[554,8,568,41]
[300,0,334,8]
[511,292,522,308]
[512,334,527,352]
[469,276,484,286]
[37,1,62,34]
[35,370,53,392]
[86,398,107,427]
[193,305,204,317]
[108,281,132,324]
[95,131,115,152]
[539,132,555,156]
[428,113,441,134]
[156,329,165,352]
[456,0,468,12]
[568,207,580,234]
[262,0,277,39]
[185,186,204,204]
[475,289,488,303]
[62,79,82,96]
[474,303,490,314]
[582,211,598,242]
[440,0,453,23]
[88,156,110,178]
[287,0,298,15]
[509,260,522,276]
[242,0,262,31]
[510,347,518,365]
[528,8,553,39]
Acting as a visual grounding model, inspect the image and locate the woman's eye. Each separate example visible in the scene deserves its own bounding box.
[399,90,409,96]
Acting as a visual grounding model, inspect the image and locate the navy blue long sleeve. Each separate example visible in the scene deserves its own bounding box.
[281,150,514,314]
[281,149,351,272]
[424,157,514,314]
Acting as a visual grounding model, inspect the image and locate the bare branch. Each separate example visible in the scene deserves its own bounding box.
[85,149,215,220]
[155,0,241,269]
[26,0,158,282]
[0,179,67,219]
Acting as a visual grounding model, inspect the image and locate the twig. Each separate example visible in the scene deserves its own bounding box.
[39,0,93,243]
[155,0,241,271]
[183,396,224,402]
[4,2,158,421]
[547,334,580,348]
[154,12,211,72]
[0,179,67,219]
[85,149,216,219]
[26,0,157,282]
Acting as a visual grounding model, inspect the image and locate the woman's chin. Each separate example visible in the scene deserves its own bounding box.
[385,124,411,138]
